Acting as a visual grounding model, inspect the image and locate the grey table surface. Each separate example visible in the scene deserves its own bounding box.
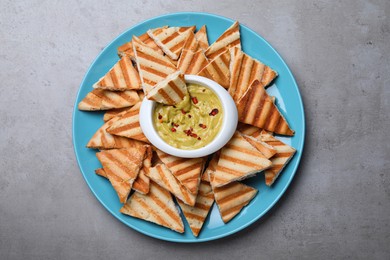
[1,0,389,259]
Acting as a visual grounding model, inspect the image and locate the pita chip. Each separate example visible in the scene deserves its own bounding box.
[103,107,130,122]
[147,26,196,60]
[78,89,140,111]
[96,147,146,203]
[197,48,231,88]
[132,145,153,194]
[202,152,220,182]
[177,180,214,237]
[132,36,177,94]
[177,49,208,75]
[120,181,184,233]
[182,30,199,52]
[236,80,295,136]
[241,134,277,159]
[156,149,205,195]
[86,115,145,150]
[229,47,277,102]
[95,168,107,178]
[236,122,263,139]
[205,21,240,60]
[212,131,272,187]
[146,164,197,206]
[209,172,257,223]
[260,131,296,186]
[195,25,209,51]
[107,102,149,143]
[92,56,141,91]
[146,71,188,105]
[117,27,166,59]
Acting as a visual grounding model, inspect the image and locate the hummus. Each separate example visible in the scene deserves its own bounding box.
[153,83,223,150]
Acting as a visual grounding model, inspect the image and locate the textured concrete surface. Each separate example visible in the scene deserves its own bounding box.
[0,0,389,259]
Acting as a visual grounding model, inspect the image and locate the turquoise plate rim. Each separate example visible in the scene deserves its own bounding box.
[72,12,305,243]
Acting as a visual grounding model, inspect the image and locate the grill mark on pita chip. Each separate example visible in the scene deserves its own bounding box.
[209,172,257,223]
[132,37,177,94]
[117,27,166,59]
[96,147,146,203]
[146,164,196,206]
[202,152,220,182]
[260,131,296,186]
[197,48,231,88]
[146,72,188,105]
[103,107,130,122]
[205,21,241,60]
[92,56,141,91]
[120,181,184,233]
[236,80,294,136]
[229,48,277,102]
[195,25,209,51]
[132,145,152,194]
[148,26,195,60]
[182,31,199,52]
[78,89,140,111]
[177,49,209,75]
[106,102,149,143]
[87,115,145,150]
[156,150,205,195]
[213,132,272,187]
[241,133,277,159]
[177,180,214,237]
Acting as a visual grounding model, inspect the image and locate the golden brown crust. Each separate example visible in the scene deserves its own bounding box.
[197,48,231,88]
[120,181,184,233]
[78,89,140,111]
[236,80,294,136]
[212,132,272,187]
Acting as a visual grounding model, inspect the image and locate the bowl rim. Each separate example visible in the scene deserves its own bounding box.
[139,75,238,158]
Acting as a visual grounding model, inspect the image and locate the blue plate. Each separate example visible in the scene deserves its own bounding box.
[72,12,305,243]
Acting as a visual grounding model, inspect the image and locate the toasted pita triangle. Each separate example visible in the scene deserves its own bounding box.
[78,89,140,111]
[146,164,197,206]
[96,147,146,203]
[95,168,107,178]
[202,152,220,182]
[107,102,149,143]
[92,56,141,91]
[237,122,263,139]
[205,21,240,60]
[177,180,214,237]
[177,49,208,75]
[86,114,145,150]
[197,48,231,88]
[236,80,295,136]
[94,146,151,194]
[195,25,209,51]
[117,27,166,59]
[209,172,257,223]
[260,131,296,186]
[241,134,277,159]
[147,26,196,60]
[228,47,277,102]
[120,181,184,233]
[132,36,177,94]
[132,145,152,194]
[182,30,199,52]
[156,150,205,195]
[103,107,130,122]
[213,131,272,187]
[146,71,188,105]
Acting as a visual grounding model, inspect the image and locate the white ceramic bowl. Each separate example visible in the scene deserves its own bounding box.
[140,75,238,158]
